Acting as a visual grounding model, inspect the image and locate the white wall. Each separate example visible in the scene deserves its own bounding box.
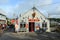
[0,15,6,20]
[18,8,50,32]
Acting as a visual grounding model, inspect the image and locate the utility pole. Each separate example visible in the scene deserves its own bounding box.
[48,13,50,18]
[13,13,16,25]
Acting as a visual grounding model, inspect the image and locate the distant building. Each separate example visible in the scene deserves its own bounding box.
[0,10,7,24]
[18,7,50,32]
[48,18,60,31]
[11,19,18,24]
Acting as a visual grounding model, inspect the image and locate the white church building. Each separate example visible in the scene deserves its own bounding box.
[18,7,50,32]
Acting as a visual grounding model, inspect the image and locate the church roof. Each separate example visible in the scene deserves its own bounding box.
[32,7,47,18]
[19,7,47,19]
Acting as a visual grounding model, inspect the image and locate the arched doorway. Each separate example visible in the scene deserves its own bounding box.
[28,19,40,32]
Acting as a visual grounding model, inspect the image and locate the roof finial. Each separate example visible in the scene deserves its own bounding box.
[32,3,36,12]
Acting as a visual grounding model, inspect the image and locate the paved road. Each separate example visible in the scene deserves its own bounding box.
[0,32,60,40]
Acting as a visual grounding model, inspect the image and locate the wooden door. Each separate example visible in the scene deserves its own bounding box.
[29,22,35,32]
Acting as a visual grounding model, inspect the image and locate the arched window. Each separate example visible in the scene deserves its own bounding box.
[42,20,47,27]
[20,20,26,28]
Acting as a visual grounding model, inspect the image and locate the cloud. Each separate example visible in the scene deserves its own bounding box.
[36,0,53,7]
[42,4,60,18]
[0,0,59,18]
[48,4,60,15]
[13,0,53,17]
[14,1,33,13]
[0,0,9,4]
[0,5,15,18]
[14,0,52,11]
[56,6,60,13]
[0,9,7,16]
[15,0,53,11]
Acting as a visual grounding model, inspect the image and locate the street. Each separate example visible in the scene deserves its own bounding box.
[0,32,60,40]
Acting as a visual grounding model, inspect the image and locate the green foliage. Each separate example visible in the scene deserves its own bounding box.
[7,21,11,25]
[49,18,60,22]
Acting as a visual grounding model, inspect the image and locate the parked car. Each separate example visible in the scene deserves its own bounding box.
[56,25,60,32]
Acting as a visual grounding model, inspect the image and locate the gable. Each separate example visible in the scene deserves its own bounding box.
[20,7,46,20]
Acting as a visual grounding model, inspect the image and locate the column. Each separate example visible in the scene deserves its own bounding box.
[46,20,51,32]
[18,18,20,31]
[40,22,42,28]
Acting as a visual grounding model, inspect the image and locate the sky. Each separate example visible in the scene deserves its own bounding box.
[0,0,60,18]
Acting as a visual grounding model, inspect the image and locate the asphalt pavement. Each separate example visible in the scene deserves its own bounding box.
[0,32,60,40]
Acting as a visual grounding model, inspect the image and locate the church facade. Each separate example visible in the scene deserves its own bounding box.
[18,7,50,32]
